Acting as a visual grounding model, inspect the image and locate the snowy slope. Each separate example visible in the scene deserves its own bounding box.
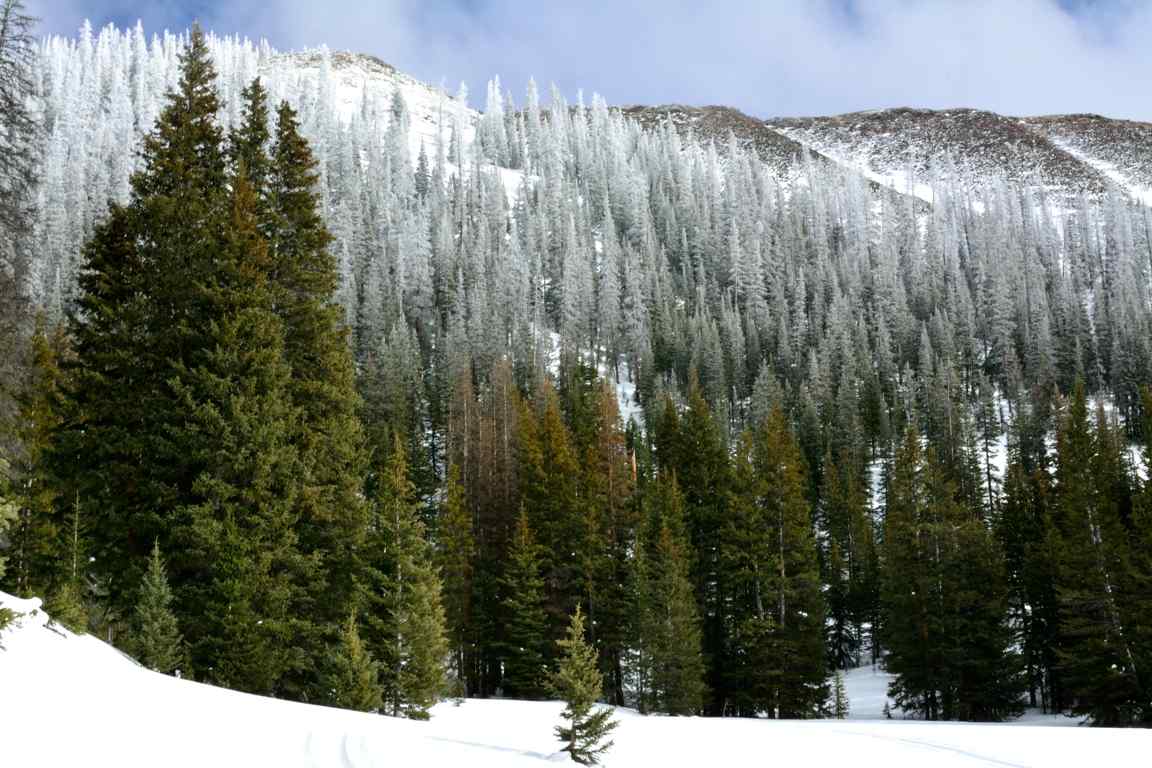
[766,107,1152,207]
[266,50,475,163]
[3,591,1150,768]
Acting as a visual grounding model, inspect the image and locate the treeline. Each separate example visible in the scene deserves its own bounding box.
[2,15,1152,727]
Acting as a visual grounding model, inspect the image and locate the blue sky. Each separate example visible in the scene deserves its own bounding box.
[26,0,1152,120]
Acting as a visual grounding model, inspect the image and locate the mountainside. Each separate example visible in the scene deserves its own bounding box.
[766,107,1152,205]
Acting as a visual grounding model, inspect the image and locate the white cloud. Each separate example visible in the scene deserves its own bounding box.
[27,0,1152,120]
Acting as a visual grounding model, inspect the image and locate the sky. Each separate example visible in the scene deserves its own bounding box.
[25,0,1152,120]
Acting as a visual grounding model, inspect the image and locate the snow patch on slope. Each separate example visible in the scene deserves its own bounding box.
[1046,135,1152,206]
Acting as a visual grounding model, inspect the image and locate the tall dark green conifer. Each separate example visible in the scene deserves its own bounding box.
[882,423,1022,721]
[725,407,826,717]
[171,169,306,696]
[364,437,447,719]
[1052,383,1141,724]
[3,320,66,599]
[499,507,549,699]
[438,464,474,695]
[52,26,230,622]
[635,472,706,715]
[266,98,370,697]
[657,380,731,714]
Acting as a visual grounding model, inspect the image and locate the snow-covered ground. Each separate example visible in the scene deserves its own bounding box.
[3,591,1149,767]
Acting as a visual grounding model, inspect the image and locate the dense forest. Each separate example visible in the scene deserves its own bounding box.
[2,11,1152,727]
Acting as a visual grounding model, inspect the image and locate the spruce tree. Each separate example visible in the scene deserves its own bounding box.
[3,320,66,599]
[437,464,474,696]
[636,472,705,715]
[0,0,37,240]
[658,380,730,714]
[266,98,370,697]
[1122,387,1152,724]
[499,506,550,699]
[47,496,86,634]
[650,518,707,715]
[553,606,618,765]
[171,169,306,697]
[131,540,184,675]
[726,408,827,718]
[326,613,384,713]
[1052,382,1140,724]
[365,437,448,720]
[50,22,231,629]
[882,423,1022,721]
[831,670,850,719]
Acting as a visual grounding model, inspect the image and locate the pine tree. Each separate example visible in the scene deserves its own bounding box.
[650,517,707,715]
[1121,387,1152,724]
[326,613,383,713]
[831,669,850,719]
[880,425,939,718]
[553,605,618,765]
[171,168,307,697]
[499,506,549,699]
[635,472,706,715]
[437,464,474,695]
[882,423,1022,721]
[518,379,582,645]
[661,380,731,714]
[50,22,232,632]
[3,319,66,599]
[229,79,272,206]
[1052,382,1140,724]
[0,0,37,240]
[365,437,448,720]
[47,496,86,634]
[131,540,184,675]
[266,98,370,698]
[725,408,827,718]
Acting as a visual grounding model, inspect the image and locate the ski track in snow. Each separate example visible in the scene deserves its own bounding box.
[830,727,1029,768]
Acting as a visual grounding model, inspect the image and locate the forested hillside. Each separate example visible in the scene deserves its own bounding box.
[2,15,1152,731]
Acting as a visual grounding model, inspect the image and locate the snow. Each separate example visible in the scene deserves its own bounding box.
[1047,135,1152,207]
[612,362,643,429]
[276,51,475,164]
[4,590,1150,768]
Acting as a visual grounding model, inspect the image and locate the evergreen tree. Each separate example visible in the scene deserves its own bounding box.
[172,169,307,697]
[3,320,66,599]
[499,506,550,699]
[882,424,1022,721]
[726,407,827,718]
[635,472,706,715]
[47,496,86,634]
[51,22,234,637]
[831,670,850,719]
[0,0,37,240]
[266,97,370,698]
[1121,387,1152,724]
[659,380,731,714]
[131,540,184,675]
[229,79,272,205]
[437,464,474,695]
[365,437,448,720]
[553,605,618,765]
[326,613,384,713]
[1052,382,1140,724]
